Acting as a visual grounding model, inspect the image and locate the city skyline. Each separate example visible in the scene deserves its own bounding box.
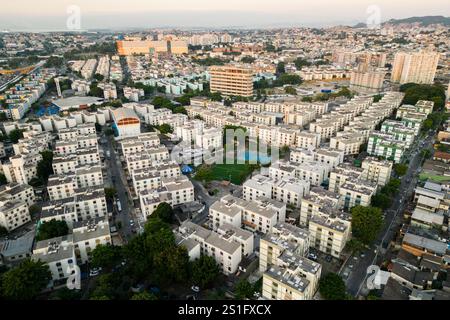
[1,0,450,31]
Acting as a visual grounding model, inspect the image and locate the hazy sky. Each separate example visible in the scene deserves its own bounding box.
[1,0,449,30]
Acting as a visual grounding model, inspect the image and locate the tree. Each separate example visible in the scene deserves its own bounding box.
[151,202,174,223]
[346,239,365,254]
[174,106,187,115]
[1,259,51,300]
[153,245,190,285]
[0,173,7,186]
[36,150,54,184]
[94,73,105,82]
[351,206,384,245]
[36,219,69,241]
[44,56,64,68]
[157,124,173,134]
[90,273,116,299]
[8,129,24,143]
[284,86,297,95]
[151,96,174,109]
[0,225,7,237]
[194,165,213,183]
[91,245,123,270]
[276,62,286,75]
[241,56,256,64]
[234,279,255,299]
[104,187,117,200]
[29,205,40,217]
[319,273,347,300]
[422,119,433,131]
[131,292,158,300]
[394,163,408,177]
[294,57,312,70]
[89,83,104,98]
[190,255,221,288]
[371,193,392,210]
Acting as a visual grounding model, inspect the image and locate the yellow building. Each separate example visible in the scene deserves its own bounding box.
[209,65,254,97]
[117,39,188,56]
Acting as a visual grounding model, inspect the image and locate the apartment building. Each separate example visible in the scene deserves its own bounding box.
[269,160,328,187]
[72,218,112,263]
[131,162,181,194]
[120,132,161,157]
[40,187,107,228]
[0,185,33,231]
[300,187,341,227]
[209,195,286,234]
[330,132,365,156]
[47,175,77,201]
[361,157,393,187]
[367,132,406,163]
[161,176,195,206]
[2,152,42,184]
[177,221,254,275]
[125,147,170,172]
[380,120,417,147]
[32,236,77,281]
[339,179,377,211]
[209,65,254,97]
[243,174,310,208]
[391,51,440,85]
[0,183,35,207]
[309,212,351,258]
[260,223,321,300]
[329,163,364,193]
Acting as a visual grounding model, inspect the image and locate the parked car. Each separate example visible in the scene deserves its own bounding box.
[307,253,318,261]
[89,267,102,277]
[191,285,200,293]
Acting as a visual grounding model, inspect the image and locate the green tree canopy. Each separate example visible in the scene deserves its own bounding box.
[91,244,123,270]
[319,273,347,300]
[1,260,51,300]
[36,219,69,241]
[104,187,117,200]
[394,164,408,177]
[151,202,174,223]
[234,279,255,299]
[131,291,158,300]
[8,129,24,143]
[351,206,384,245]
[36,150,54,184]
[190,255,221,288]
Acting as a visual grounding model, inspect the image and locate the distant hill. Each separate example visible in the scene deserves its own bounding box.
[385,16,450,26]
[353,16,450,28]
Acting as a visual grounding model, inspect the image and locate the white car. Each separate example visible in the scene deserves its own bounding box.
[89,267,102,277]
[191,286,200,293]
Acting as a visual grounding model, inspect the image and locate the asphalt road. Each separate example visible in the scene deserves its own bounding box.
[190,179,216,225]
[341,131,436,297]
[103,136,137,240]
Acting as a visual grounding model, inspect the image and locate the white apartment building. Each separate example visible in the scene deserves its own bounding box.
[309,212,351,258]
[339,179,378,211]
[243,174,310,208]
[177,221,254,275]
[32,237,77,281]
[72,218,112,264]
[209,195,286,234]
[361,157,393,187]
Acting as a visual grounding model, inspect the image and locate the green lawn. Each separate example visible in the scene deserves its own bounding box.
[419,173,450,183]
[210,163,259,185]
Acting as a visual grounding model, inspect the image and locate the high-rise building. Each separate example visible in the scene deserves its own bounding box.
[391,51,440,84]
[209,65,254,97]
[350,69,386,93]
